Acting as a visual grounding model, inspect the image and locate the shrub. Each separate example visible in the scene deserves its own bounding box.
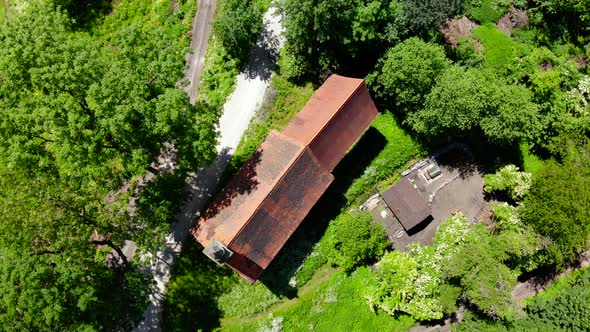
[520,146,590,266]
[465,0,513,24]
[484,165,532,201]
[326,212,390,272]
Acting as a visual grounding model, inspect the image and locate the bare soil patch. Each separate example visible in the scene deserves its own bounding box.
[441,16,478,47]
[497,6,528,36]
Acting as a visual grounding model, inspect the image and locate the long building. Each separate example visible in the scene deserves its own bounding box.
[191,75,379,283]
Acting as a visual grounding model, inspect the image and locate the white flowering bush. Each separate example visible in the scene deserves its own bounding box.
[258,315,284,332]
[365,214,472,321]
[491,202,522,232]
[364,250,444,320]
[565,75,590,117]
[484,164,532,201]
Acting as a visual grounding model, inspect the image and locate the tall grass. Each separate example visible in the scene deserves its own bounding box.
[222,269,415,331]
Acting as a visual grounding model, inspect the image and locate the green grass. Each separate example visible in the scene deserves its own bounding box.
[217,279,281,319]
[344,112,424,206]
[520,143,545,175]
[0,0,6,21]
[472,24,523,73]
[221,268,415,331]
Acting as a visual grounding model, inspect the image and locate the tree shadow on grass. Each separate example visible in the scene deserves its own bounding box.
[162,240,237,332]
[259,127,387,297]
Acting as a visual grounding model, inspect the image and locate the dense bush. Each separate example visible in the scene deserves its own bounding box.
[484,165,532,201]
[520,144,590,266]
[325,212,390,272]
[465,0,515,24]
[367,38,451,114]
[408,66,540,144]
[455,267,590,331]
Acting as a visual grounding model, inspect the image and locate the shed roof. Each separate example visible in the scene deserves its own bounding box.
[382,179,431,231]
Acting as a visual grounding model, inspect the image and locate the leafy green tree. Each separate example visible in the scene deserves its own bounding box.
[367,38,451,113]
[326,212,390,272]
[409,67,540,144]
[365,250,444,321]
[484,165,532,201]
[280,0,407,79]
[213,0,264,64]
[352,0,404,43]
[441,224,518,319]
[0,168,150,331]
[528,0,590,44]
[520,145,590,266]
[400,0,464,36]
[0,2,218,329]
[480,84,542,144]
[409,66,500,137]
[523,267,590,331]
[0,4,218,191]
[280,0,356,78]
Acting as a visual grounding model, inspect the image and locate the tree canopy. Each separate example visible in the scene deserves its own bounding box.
[367,37,451,113]
[325,212,390,272]
[520,144,590,266]
[0,1,218,329]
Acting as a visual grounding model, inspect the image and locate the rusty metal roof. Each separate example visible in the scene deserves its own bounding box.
[281,75,378,170]
[193,131,305,248]
[192,74,379,283]
[382,179,432,231]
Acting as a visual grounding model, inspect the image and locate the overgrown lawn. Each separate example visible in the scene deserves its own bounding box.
[222,268,415,331]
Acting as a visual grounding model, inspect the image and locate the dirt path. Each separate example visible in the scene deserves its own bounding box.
[133,7,284,332]
[183,0,217,104]
[512,250,590,302]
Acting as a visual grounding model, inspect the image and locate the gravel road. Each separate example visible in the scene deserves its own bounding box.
[133,7,284,331]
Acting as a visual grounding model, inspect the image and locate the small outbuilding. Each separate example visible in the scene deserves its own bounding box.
[382,179,432,232]
[191,75,379,283]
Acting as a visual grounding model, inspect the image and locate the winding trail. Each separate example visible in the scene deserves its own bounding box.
[133,7,285,331]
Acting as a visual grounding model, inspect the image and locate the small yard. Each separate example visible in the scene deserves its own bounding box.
[222,269,415,332]
[368,144,489,251]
